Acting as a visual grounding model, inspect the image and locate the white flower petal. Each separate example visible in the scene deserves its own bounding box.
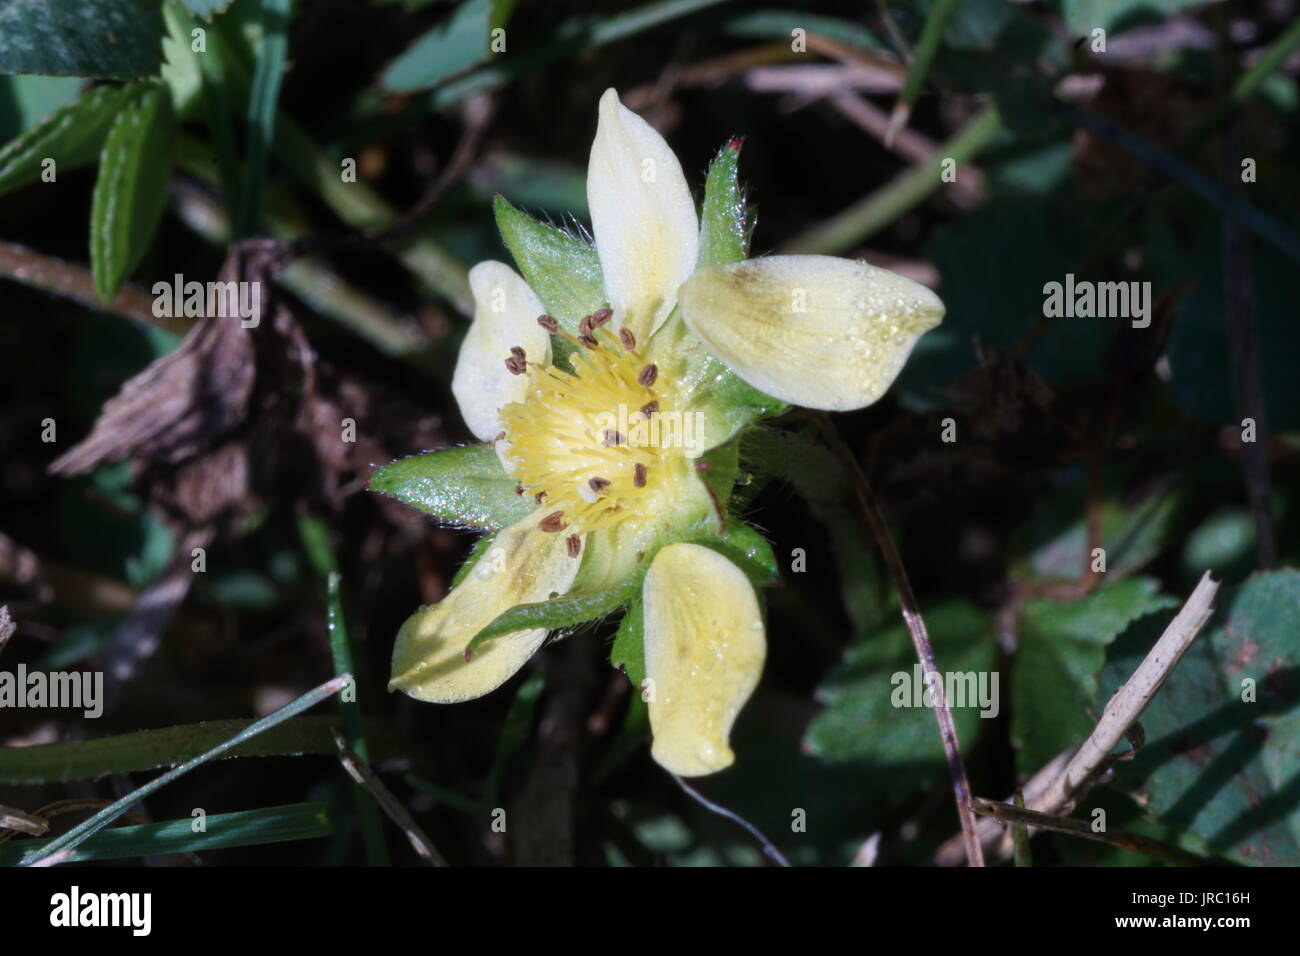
[587,88,699,343]
[677,255,944,411]
[642,543,765,776]
[452,261,550,441]
[389,511,580,702]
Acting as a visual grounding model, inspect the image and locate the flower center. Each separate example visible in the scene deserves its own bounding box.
[498,312,689,540]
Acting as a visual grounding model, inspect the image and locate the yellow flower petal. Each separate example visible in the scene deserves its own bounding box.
[587,88,698,343]
[677,255,944,411]
[452,261,550,441]
[642,543,765,776]
[389,511,580,702]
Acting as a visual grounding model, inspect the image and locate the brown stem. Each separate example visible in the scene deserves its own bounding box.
[814,414,985,867]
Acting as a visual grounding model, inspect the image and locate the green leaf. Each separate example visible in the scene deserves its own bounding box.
[489,0,518,33]
[381,0,497,92]
[1017,474,1188,581]
[368,444,533,530]
[611,596,646,687]
[1012,578,1177,773]
[1103,570,1300,865]
[0,716,383,784]
[804,601,996,810]
[90,80,176,302]
[0,803,330,866]
[697,140,748,268]
[0,74,82,140]
[469,575,639,654]
[0,83,135,197]
[469,152,588,216]
[0,0,164,79]
[234,0,292,236]
[493,194,605,329]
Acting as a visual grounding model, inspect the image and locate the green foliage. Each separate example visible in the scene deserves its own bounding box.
[0,74,82,139]
[0,717,363,784]
[0,0,163,79]
[1012,578,1176,773]
[805,601,996,808]
[235,0,292,236]
[1017,477,1188,581]
[368,444,533,530]
[0,83,137,196]
[381,0,515,92]
[0,803,331,866]
[90,80,176,301]
[1103,571,1300,865]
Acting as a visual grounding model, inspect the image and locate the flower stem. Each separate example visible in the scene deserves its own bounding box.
[813,414,985,867]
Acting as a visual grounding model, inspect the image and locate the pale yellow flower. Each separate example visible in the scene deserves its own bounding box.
[386,89,943,776]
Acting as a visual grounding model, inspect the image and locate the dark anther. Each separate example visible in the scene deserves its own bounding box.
[539,511,568,532]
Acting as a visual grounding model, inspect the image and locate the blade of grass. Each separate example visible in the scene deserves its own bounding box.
[484,670,545,807]
[1186,15,1300,149]
[1,803,330,866]
[0,716,396,784]
[780,103,1001,255]
[296,514,390,866]
[885,0,957,145]
[235,0,293,236]
[21,674,348,866]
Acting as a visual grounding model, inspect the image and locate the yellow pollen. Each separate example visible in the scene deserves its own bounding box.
[498,328,687,535]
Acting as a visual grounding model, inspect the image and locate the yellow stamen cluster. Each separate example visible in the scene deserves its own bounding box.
[498,314,686,537]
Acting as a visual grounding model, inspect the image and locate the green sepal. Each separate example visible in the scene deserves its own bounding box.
[468,574,640,655]
[610,596,646,687]
[91,81,177,303]
[368,444,532,530]
[0,84,138,199]
[687,519,779,590]
[697,139,750,267]
[493,194,606,330]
